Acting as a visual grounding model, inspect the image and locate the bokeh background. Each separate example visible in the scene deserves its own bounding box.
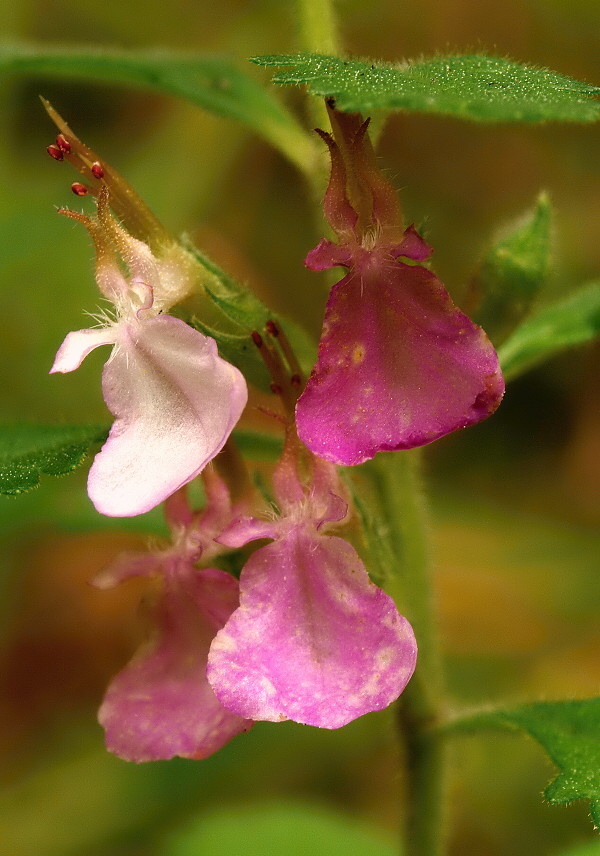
[0,1,598,854]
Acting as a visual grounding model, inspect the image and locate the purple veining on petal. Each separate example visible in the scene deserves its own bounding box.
[99,565,251,762]
[87,315,247,517]
[296,254,504,466]
[207,526,417,729]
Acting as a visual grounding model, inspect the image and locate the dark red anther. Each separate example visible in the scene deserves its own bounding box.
[46,144,64,161]
[91,162,105,179]
[265,319,279,337]
[251,331,264,348]
[55,134,72,153]
[290,374,302,387]
[71,182,90,197]
[270,382,283,395]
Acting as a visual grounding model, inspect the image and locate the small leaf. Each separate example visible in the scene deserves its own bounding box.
[555,841,600,856]
[0,43,313,170]
[0,424,107,496]
[232,430,283,461]
[252,53,600,123]
[472,193,552,342]
[191,318,271,392]
[498,281,600,379]
[447,698,600,825]
[186,241,316,376]
[184,241,278,331]
[560,839,600,856]
[345,480,395,588]
[164,802,396,856]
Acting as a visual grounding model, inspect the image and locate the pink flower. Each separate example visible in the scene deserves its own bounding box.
[50,187,247,517]
[207,458,417,728]
[94,470,252,762]
[295,110,504,466]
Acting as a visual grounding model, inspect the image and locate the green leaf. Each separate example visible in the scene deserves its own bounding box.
[556,841,600,856]
[191,318,271,392]
[473,193,552,342]
[447,699,600,825]
[186,241,316,378]
[0,43,313,171]
[252,53,600,123]
[185,241,281,330]
[164,803,396,856]
[345,474,395,589]
[498,280,600,379]
[0,424,107,496]
[232,430,283,461]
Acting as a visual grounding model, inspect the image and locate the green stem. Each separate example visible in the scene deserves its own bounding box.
[374,450,447,856]
[296,0,340,57]
[295,0,341,132]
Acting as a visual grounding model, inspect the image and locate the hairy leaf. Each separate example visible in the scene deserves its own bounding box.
[186,242,316,376]
[473,193,552,342]
[448,698,600,825]
[498,281,600,379]
[0,424,107,496]
[253,53,600,123]
[191,318,271,392]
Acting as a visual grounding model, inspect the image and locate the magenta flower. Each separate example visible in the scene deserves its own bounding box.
[50,187,247,517]
[295,111,504,466]
[207,459,417,728]
[94,470,252,762]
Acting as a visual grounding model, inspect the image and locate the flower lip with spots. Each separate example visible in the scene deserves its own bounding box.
[50,185,247,517]
[295,107,504,466]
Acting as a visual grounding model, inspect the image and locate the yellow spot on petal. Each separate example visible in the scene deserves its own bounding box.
[352,344,366,364]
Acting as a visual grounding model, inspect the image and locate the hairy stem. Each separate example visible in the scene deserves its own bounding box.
[375,450,448,856]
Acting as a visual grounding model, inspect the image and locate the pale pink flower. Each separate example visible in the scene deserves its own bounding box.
[51,187,247,517]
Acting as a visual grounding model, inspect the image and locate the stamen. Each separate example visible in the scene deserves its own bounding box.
[46,144,64,161]
[42,99,172,247]
[266,318,304,384]
[252,329,296,416]
[71,182,90,197]
[55,134,72,153]
[91,162,105,180]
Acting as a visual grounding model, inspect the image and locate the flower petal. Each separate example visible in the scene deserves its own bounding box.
[207,529,417,729]
[92,550,164,589]
[305,239,353,271]
[88,315,247,517]
[99,566,251,762]
[390,224,433,262]
[296,258,504,465]
[217,515,281,549]
[50,327,117,374]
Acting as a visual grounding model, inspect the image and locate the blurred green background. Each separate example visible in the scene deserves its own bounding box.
[0,1,598,854]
